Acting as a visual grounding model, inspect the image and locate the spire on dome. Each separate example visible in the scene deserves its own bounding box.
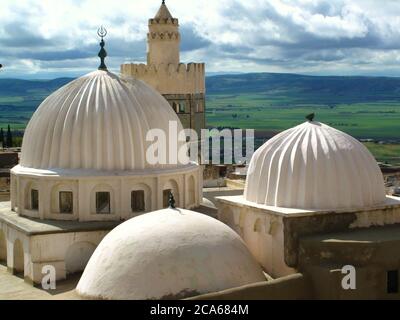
[155,0,173,20]
[97,26,108,71]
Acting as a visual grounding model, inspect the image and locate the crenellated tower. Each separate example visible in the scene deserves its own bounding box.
[147,1,180,66]
[121,1,206,139]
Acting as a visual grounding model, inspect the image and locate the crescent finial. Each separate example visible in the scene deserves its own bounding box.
[97,26,107,39]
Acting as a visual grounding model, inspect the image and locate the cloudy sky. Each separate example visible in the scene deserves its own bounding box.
[2,0,400,79]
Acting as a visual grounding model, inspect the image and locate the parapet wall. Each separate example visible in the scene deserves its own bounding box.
[188,274,313,300]
[121,63,205,95]
[149,18,179,26]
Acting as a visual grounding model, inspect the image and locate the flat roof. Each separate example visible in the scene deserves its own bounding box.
[216,195,400,217]
[0,202,120,236]
[302,224,400,244]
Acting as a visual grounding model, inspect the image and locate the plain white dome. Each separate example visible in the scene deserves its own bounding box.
[244,121,386,210]
[76,208,265,300]
[20,70,188,171]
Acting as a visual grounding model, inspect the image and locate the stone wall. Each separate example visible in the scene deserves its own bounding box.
[0,217,111,284]
[189,274,313,300]
[147,18,180,66]
[11,164,201,222]
[217,195,400,278]
[163,93,205,139]
[121,63,205,95]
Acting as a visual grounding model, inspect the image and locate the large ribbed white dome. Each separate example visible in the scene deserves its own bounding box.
[244,121,386,210]
[76,208,265,300]
[20,70,188,171]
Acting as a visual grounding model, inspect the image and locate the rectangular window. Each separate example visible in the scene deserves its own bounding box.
[387,270,399,294]
[163,189,172,208]
[196,102,203,113]
[59,191,73,214]
[31,189,39,211]
[131,191,145,213]
[96,192,111,214]
[179,103,185,113]
[219,166,227,178]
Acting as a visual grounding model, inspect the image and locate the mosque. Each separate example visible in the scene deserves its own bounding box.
[1,1,400,300]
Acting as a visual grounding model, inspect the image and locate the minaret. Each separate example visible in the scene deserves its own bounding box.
[121,1,206,142]
[147,1,180,66]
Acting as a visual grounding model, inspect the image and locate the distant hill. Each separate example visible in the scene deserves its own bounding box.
[0,77,74,130]
[1,72,400,132]
[2,72,400,105]
[0,72,400,157]
[204,73,400,143]
[0,78,72,96]
[206,73,400,104]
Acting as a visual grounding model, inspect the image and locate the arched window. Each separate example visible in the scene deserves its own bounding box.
[131,191,145,213]
[24,182,40,215]
[0,230,6,264]
[162,179,179,208]
[163,189,172,208]
[91,184,114,215]
[188,176,196,206]
[254,218,263,232]
[172,102,178,113]
[31,189,39,211]
[179,102,185,113]
[96,192,111,214]
[196,102,203,113]
[13,239,24,276]
[59,191,73,214]
[51,184,75,215]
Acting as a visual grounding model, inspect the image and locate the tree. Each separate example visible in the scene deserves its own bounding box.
[0,128,3,148]
[6,125,13,149]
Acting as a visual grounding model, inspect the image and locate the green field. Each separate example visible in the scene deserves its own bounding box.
[1,93,400,165]
[0,73,399,165]
[0,95,51,130]
[206,93,400,140]
[0,106,36,130]
[362,143,400,166]
[0,77,71,130]
[206,93,400,166]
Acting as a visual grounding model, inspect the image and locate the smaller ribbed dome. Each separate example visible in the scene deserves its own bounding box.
[244,121,386,210]
[76,208,265,300]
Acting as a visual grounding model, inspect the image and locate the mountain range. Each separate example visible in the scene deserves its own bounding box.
[1,72,400,106]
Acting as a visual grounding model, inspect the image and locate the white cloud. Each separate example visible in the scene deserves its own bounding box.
[1,0,400,78]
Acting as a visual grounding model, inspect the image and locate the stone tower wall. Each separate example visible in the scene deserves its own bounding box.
[120,62,206,138]
[147,18,180,66]
[121,62,205,95]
